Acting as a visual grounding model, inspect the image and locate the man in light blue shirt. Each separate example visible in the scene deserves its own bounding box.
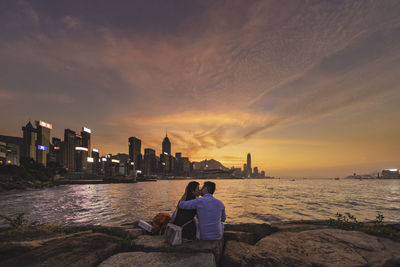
[178,181,226,240]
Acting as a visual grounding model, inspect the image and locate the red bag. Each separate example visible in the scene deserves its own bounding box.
[151,212,171,234]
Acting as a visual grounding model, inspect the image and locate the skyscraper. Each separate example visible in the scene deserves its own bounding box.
[247,153,252,178]
[63,129,76,171]
[48,137,61,164]
[22,121,37,160]
[91,148,100,174]
[254,167,259,177]
[35,120,52,166]
[75,146,88,172]
[81,127,91,157]
[144,148,156,176]
[162,133,171,155]
[129,137,142,171]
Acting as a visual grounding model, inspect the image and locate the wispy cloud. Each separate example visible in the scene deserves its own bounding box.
[0,89,15,100]
[1,0,400,173]
[62,16,79,29]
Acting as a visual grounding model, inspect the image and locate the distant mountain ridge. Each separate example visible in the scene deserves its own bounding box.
[192,159,228,170]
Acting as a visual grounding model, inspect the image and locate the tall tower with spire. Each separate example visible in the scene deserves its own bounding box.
[162,130,171,155]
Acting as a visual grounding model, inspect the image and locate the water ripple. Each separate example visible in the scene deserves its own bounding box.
[0,179,399,226]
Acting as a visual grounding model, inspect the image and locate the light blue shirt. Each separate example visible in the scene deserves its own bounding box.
[178,194,226,240]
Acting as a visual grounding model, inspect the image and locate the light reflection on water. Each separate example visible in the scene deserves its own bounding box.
[0,179,399,227]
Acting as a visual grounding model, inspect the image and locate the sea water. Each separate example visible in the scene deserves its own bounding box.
[0,179,399,227]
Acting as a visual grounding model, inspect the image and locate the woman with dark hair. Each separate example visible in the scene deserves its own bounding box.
[173,181,200,240]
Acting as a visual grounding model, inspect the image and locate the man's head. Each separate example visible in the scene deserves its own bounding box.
[200,181,216,196]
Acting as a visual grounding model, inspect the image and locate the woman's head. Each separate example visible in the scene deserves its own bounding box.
[185,181,200,200]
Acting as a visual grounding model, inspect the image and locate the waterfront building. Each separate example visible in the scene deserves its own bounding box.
[382,169,399,179]
[74,134,82,147]
[6,143,20,165]
[104,154,119,177]
[22,121,37,160]
[175,152,182,175]
[111,153,130,176]
[0,135,22,166]
[170,155,175,174]
[0,141,5,164]
[160,153,175,175]
[181,157,191,177]
[81,127,91,157]
[243,163,247,177]
[261,170,265,177]
[129,137,142,172]
[140,156,144,174]
[144,148,156,176]
[74,134,84,171]
[231,167,242,177]
[35,120,52,166]
[247,153,252,178]
[160,153,169,174]
[47,137,61,164]
[63,129,76,171]
[254,167,259,177]
[75,146,89,172]
[155,155,160,173]
[174,152,191,176]
[92,148,100,175]
[0,140,20,165]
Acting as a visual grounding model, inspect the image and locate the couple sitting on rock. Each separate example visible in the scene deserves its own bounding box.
[172,181,226,241]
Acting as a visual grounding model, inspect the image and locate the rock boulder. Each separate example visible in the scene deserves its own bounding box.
[99,252,216,267]
[222,228,400,267]
[224,223,276,242]
[0,232,123,267]
[132,235,224,263]
[223,231,257,245]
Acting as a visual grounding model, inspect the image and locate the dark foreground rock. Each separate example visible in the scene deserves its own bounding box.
[99,252,216,267]
[0,178,56,192]
[132,235,224,263]
[222,228,400,267]
[223,231,257,245]
[0,232,123,267]
[224,223,277,243]
[1,222,399,267]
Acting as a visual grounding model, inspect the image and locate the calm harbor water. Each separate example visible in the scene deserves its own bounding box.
[0,179,399,227]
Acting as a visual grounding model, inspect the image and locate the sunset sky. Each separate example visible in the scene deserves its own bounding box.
[1,0,400,178]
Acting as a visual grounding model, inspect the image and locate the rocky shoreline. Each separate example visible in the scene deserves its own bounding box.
[0,177,56,192]
[0,220,399,266]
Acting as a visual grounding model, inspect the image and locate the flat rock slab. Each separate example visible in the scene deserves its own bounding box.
[222,228,400,267]
[132,235,223,262]
[224,223,276,241]
[0,232,123,267]
[222,240,307,267]
[223,231,257,245]
[99,252,216,267]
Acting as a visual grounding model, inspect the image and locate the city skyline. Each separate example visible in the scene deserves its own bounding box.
[2,118,268,178]
[1,1,400,177]
[11,119,265,173]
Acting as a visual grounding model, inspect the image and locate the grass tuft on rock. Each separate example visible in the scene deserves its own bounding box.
[326,212,400,241]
